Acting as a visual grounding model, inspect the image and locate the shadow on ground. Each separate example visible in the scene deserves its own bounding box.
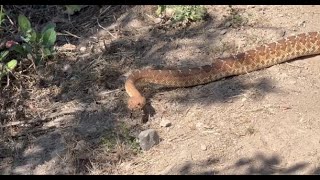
[0,5,289,174]
[163,152,320,175]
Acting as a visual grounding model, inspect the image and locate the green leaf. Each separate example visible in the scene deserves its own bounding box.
[0,5,6,27]
[23,43,32,54]
[18,14,31,35]
[41,23,56,34]
[0,59,17,79]
[29,29,37,43]
[11,44,27,56]
[5,59,17,71]
[42,28,56,47]
[35,32,42,42]
[0,50,9,61]
[43,48,52,57]
[34,54,42,65]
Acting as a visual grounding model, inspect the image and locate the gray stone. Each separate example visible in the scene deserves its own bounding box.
[79,46,86,53]
[220,29,228,35]
[201,144,207,151]
[74,140,86,151]
[154,18,162,24]
[160,120,172,127]
[224,21,232,28]
[138,129,160,151]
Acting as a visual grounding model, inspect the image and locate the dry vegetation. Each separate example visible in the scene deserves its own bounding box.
[0,5,144,174]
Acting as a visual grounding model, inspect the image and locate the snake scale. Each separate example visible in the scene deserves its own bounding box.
[125,31,320,110]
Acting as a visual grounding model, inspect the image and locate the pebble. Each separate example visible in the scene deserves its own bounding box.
[138,129,160,151]
[224,21,232,28]
[74,140,86,151]
[201,144,207,151]
[79,46,86,53]
[220,29,228,35]
[154,18,162,24]
[160,120,172,127]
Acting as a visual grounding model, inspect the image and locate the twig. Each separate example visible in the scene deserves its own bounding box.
[62,30,81,39]
[98,5,111,16]
[9,126,70,139]
[97,19,117,39]
[80,54,101,71]
[5,73,9,88]
[103,40,109,50]
[97,89,122,97]
[0,118,44,128]
[145,13,156,21]
[5,14,14,26]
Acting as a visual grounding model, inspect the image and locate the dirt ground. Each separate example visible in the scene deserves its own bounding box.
[1,5,320,175]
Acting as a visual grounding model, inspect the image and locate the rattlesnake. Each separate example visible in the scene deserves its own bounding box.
[125,31,320,110]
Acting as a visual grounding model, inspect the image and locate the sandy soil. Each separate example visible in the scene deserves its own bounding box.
[1,5,320,175]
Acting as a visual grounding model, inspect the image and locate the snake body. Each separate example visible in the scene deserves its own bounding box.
[125,31,320,110]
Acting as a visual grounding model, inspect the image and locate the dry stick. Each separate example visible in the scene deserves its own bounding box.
[0,118,44,128]
[98,5,111,16]
[97,19,117,39]
[62,30,81,39]
[96,89,123,101]
[5,73,10,88]
[0,105,83,128]
[9,125,71,139]
[0,111,76,129]
[5,14,14,26]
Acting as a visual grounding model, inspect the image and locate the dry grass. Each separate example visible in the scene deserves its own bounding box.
[0,5,145,174]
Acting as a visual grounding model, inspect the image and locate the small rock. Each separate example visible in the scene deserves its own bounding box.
[220,29,228,35]
[62,64,72,75]
[70,76,77,81]
[160,120,172,127]
[74,140,86,151]
[224,21,232,28]
[62,64,71,72]
[79,46,86,53]
[201,144,207,151]
[127,19,143,29]
[208,28,216,33]
[154,18,162,24]
[222,51,230,57]
[138,129,160,151]
[60,43,76,51]
[120,162,133,171]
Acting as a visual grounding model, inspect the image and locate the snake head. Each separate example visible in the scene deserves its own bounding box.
[128,96,146,110]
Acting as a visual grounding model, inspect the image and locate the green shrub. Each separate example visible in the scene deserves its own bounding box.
[156,5,207,23]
